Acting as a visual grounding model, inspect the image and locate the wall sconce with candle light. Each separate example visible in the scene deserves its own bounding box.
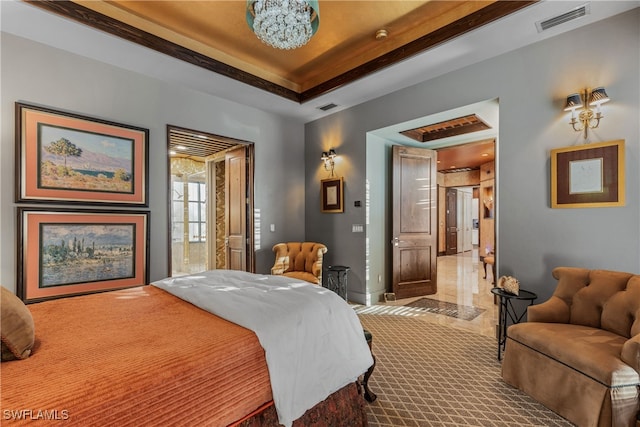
[564,87,611,139]
[321,148,337,177]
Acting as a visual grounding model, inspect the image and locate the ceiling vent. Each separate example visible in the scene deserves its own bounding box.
[317,103,338,111]
[536,4,590,33]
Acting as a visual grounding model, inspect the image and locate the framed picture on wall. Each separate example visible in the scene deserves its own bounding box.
[17,208,149,303]
[321,177,344,213]
[551,140,625,208]
[16,102,149,206]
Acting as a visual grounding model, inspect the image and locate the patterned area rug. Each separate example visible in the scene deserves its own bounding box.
[358,314,574,427]
[403,298,485,321]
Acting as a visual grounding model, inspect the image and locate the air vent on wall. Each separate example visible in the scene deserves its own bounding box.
[317,103,338,111]
[536,4,590,33]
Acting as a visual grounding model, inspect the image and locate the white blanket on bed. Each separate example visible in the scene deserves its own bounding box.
[152,270,373,427]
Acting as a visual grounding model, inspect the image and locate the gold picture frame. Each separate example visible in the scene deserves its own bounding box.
[321,177,344,213]
[551,140,625,208]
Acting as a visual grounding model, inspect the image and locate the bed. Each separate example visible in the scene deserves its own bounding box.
[0,270,373,426]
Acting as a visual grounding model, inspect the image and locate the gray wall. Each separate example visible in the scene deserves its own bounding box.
[1,33,306,294]
[305,9,640,304]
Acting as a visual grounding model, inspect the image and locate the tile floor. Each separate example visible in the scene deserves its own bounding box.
[382,248,499,338]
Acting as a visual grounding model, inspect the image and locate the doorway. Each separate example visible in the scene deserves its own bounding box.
[445,187,476,256]
[366,98,498,307]
[167,125,255,276]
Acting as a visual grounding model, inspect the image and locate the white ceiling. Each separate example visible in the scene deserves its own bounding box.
[2,1,639,124]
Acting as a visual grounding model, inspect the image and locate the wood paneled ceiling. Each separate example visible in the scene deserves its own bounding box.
[436,139,494,173]
[27,0,536,103]
[401,114,492,142]
[168,127,245,161]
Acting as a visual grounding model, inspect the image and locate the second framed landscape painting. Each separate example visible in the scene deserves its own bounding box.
[17,208,150,303]
[15,102,149,206]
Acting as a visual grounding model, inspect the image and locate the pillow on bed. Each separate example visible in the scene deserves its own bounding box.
[1,286,35,361]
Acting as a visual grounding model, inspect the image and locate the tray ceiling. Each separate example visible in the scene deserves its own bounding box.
[27,0,536,103]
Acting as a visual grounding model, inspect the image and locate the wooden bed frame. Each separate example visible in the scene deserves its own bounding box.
[1,285,368,426]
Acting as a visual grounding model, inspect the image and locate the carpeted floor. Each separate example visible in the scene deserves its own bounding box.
[358,313,574,427]
[403,298,485,321]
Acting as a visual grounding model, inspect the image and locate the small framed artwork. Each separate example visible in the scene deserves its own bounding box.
[16,102,149,206]
[321,177,344,213]
[17,208,149,303]
[551,140,625,208]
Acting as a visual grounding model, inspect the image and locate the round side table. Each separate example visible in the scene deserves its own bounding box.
[491,287,537,361]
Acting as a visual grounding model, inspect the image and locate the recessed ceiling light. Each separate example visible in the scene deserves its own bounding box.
[481,153,489,157]
[375,29,388,40]
[176,145,187,150]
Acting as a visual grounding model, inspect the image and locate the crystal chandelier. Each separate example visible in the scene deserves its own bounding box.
[246,0,320,50]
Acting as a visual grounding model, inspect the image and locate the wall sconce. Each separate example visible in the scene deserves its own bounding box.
[564,87,610,139]
[321,148,337,177]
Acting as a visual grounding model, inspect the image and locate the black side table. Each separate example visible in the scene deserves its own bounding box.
[491,287,537,361]
[325,265,350,301]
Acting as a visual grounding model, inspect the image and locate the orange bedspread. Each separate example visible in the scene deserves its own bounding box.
[1,286,273,426]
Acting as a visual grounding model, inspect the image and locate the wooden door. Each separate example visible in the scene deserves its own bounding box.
[446,188,458,255]
[462,191,473,252]
[225,146,247,270]
[391,145,437,299]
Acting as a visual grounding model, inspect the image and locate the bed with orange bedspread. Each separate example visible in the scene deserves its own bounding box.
[0,284,368,426]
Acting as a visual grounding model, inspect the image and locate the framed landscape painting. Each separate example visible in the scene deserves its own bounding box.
[16,102,149,206]
[18,208,149,303]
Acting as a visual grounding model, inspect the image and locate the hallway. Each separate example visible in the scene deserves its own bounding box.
[381,249,498,338]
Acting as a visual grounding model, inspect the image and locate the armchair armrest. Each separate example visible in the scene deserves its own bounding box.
[271,248,289,275]
[312,262,322,281]
[310,246,326,282]
[621,333,640,373]
[527,296,570,323]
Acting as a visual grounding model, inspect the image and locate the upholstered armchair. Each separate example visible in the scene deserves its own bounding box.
[271,242,327,285]
[502,267,640,427]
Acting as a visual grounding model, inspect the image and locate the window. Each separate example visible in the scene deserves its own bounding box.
[172,178,206,243]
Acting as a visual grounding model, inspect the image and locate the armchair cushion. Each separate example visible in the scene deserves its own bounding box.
[271,242,327,285]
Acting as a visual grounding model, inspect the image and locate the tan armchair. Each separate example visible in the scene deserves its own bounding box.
[502,267,640,427]
[271,242,327,284]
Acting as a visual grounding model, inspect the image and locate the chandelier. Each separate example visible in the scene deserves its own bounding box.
[246,0,320,50]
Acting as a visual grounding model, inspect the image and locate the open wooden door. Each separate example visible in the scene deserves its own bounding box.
[391,145,437,299]
[225,146,248,271]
